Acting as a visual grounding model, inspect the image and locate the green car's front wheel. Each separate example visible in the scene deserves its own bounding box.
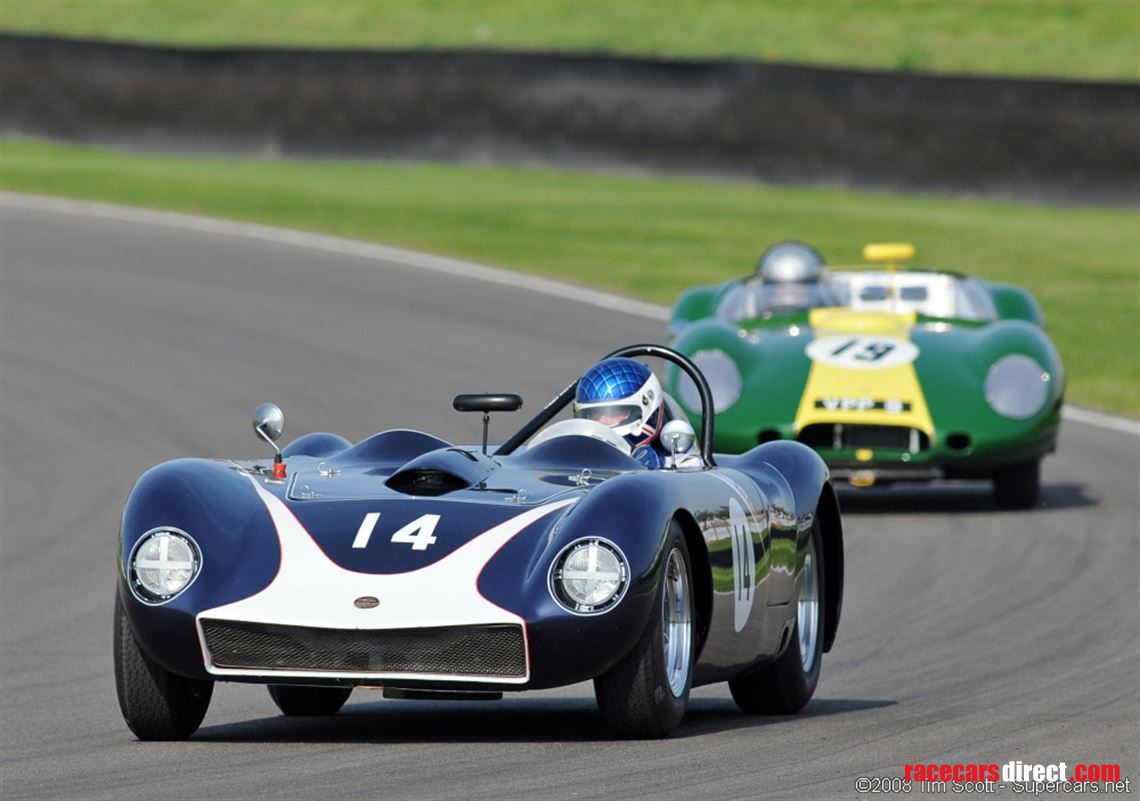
[993,459,1041,510]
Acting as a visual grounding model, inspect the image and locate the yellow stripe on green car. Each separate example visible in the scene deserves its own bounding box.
[794,309,935,440]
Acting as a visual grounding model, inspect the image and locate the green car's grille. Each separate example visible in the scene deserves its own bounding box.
[797,424,931,453]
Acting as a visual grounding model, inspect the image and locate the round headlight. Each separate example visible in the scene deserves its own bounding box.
[985,354,1051,419]
[550,538,628,614]
[130,528,201,603]
[678,349,742,413]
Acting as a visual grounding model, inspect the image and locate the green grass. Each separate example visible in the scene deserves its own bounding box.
[1,136,1136,415]
[1,0,1136,81]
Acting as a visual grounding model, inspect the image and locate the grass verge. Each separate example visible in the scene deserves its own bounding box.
[1,0,1136,81]
[1,136,1135,415]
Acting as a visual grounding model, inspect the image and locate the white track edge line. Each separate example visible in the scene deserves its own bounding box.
[0,192,670,322]
[1061,406,1140,436]
[4,192,1136,436]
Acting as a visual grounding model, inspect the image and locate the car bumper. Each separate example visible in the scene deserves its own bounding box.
[119,580,654,692]
[713,416,1060,484]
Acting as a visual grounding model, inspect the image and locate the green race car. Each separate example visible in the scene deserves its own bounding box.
[665,243,1063,509]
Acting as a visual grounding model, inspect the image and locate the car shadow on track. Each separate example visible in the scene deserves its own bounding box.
[836,481,1095,514]
[680,697,896,737]
[193,696,894,744]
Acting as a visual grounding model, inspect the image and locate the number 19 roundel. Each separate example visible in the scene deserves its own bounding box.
[805,335,919,371]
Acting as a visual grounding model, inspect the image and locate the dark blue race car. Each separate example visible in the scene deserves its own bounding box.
[115,345,844,740]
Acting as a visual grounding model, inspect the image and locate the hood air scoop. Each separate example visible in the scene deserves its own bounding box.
[385,448,497,497]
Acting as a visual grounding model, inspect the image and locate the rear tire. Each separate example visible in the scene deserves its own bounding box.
[729,517,824,714]
[594,523,694,739]
[993,459,1040,510]
[114,593,213,740]
[268,685,352,716]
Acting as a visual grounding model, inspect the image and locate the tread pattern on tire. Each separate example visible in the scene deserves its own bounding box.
[114,593,212,740]
[594,523,692,739]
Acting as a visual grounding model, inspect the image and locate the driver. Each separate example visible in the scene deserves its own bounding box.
[717,241,834,322]
[573,357,694,469]
[756,241,831,310]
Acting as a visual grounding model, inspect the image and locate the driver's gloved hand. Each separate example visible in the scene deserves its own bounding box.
[631,445,666,469]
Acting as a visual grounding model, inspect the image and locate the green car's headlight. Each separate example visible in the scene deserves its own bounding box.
[678,349,742,413]
[129,528,201,604]
[985,354,1051,419]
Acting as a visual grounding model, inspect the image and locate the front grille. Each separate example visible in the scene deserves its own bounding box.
[798,424,930,453]
[201,619,527,677]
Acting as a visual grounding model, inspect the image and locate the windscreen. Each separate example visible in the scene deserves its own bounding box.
[716,280,844,322]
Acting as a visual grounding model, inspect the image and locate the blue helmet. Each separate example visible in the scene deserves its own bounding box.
[574,358,664,444]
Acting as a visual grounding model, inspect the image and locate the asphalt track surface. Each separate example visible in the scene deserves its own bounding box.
[1,197,1137,800]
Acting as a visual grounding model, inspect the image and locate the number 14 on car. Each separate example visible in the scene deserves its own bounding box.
[352,513,441,551]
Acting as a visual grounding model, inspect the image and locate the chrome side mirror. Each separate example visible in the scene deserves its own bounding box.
[661,419,696,462]
[253,402,284,456]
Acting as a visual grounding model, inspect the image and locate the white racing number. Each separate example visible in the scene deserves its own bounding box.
[831,338,895,362]
[390,514,441,551]
[805,335,919,370]
[351,513,441,551]
[729,497,756,632]
[352,513,381,549]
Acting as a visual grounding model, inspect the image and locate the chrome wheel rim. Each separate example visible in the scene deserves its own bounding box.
[798,540,820,673]
[662,547,693,697]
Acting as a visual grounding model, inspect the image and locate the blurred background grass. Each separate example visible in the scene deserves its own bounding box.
[1,1,1136,414]
[1,0,1136,80]
[3,137,1134,414]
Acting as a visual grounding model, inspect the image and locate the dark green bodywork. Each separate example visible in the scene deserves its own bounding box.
[664,272,1063,482]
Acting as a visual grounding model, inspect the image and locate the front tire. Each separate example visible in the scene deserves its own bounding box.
[993,459,1040,510]
[729,517,824,714]
[114,593,213,740]
[268,685,352,716]
[594,523,694,739]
